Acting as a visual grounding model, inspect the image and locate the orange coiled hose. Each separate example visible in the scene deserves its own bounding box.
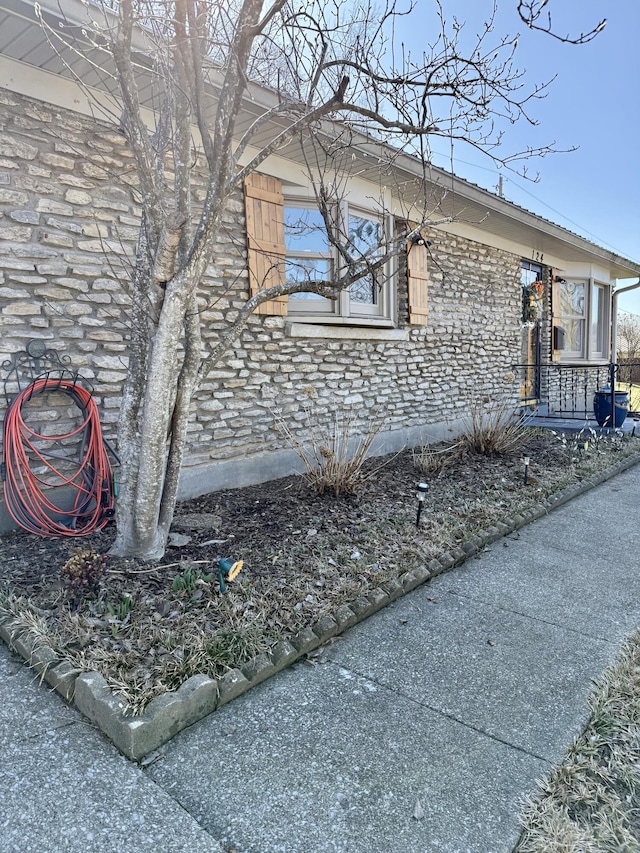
[2,377,116,537]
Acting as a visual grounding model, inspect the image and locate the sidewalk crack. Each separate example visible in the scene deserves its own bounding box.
[326,658,554,766]
[17,718,81,744]
[445,589,618,645]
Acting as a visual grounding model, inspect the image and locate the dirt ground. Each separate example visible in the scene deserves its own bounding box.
[1,430,636,714]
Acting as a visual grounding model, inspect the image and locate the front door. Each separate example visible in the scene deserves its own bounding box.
[520,261,544,401]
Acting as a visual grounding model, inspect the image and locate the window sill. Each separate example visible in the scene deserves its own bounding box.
[286,321,409,342]
[559,358,610,366]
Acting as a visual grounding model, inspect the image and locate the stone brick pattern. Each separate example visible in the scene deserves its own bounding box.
[0,87,523,491]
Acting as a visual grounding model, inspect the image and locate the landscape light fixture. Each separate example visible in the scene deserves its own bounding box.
[523,455,530,485]
[633,418,639,437]
[416,481,429,527]
[217,557,243,594]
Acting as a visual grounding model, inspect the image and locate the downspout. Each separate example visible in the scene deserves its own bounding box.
[611,278,640,361]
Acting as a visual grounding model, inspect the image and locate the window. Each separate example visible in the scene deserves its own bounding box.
[557,279,610,361]
[347,212,383,315]
[520,261,543,399]
[283,206,334,313]
[521,261,543,290]
[591,284,608,359]
[560,280,587,357]
[520,260,543,326]
[285,202,393,323]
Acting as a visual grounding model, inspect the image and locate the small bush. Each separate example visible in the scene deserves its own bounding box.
[459,398,528,456]
[277,408,388,496]
[61,549,107,598]
[413,440,462,476]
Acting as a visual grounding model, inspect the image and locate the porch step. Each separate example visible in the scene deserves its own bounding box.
[523,413,638,435]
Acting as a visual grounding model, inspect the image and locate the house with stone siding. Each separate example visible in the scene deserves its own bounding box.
[0,0,639,525]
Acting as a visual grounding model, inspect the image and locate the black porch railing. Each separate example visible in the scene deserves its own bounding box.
[515,362,640,421]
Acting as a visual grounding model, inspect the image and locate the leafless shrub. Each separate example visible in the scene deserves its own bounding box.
[277,408,388,496]
[413,441,462,476]
[459,398,529,456]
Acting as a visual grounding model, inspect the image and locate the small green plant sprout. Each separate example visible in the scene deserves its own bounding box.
[60,549,107,597]
[106,593,134,622]
[171,563,214,594]
[217,558,243,594]
[106,594,135,636]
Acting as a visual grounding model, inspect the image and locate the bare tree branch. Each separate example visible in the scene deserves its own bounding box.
[517,1,606,45]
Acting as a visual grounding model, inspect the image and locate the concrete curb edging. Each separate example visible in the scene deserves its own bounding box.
[2,450,639,761]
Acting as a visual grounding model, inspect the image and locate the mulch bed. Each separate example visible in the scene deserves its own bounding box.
[1,430,636,714]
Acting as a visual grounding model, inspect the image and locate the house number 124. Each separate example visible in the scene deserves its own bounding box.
[532,251,544,263]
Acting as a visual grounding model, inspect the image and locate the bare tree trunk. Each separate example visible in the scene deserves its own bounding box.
[111,291,187,557]
[111,224,157,556]
[157,292,202,541]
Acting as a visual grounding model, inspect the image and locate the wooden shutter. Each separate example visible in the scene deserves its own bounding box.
[550,268,562,362]
[244,173,287,316]
[407,233,428,325]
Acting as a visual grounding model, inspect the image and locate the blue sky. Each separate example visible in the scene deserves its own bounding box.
[394,1,640,312]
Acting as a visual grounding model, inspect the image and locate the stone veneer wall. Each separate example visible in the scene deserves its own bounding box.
[0,86,523,501]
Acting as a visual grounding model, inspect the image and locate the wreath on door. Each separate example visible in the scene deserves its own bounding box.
[522,281,544,325]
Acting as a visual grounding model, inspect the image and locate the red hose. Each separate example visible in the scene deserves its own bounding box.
[2,377,115,537]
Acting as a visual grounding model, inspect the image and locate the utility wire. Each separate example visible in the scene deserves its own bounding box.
[430,152,639,264]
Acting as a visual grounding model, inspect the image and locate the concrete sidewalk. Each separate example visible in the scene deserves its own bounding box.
[3,465,640,853]
[0,644,223,852]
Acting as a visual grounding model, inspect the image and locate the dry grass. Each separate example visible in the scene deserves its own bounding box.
[276,408,389,496]
[404,398,530,478]
[413,440,462,476]
[459,398,530,456]
[516,630,640,852]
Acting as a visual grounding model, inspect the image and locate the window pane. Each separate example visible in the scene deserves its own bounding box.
[284,208,329,254]
[591,285,607,355]
[287,259,332,300]
[521,262,542,287]
[560,282,585,317]
[348,214,381,305]
[286,258,331,283]
[349,276,376,304]
[285,206,333,306]
[348,214,382,256]
[564,318,585,353]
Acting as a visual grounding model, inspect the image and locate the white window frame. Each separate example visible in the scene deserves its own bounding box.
[285,199,395,326]
[590,282,609,360]
[559,278,610,362]
[283,202,335,315]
